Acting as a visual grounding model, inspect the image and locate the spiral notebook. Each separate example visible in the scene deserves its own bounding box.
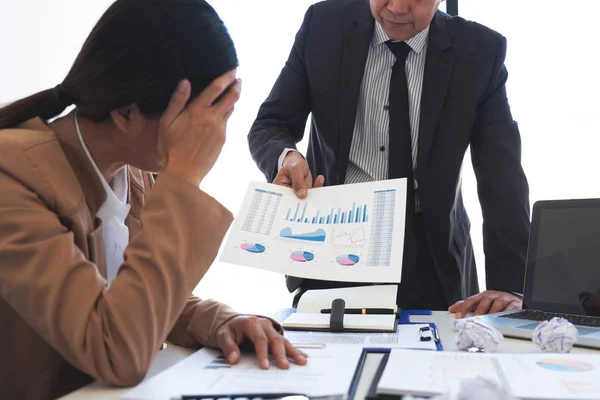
[281,285,398,332]
[283,313,396,331]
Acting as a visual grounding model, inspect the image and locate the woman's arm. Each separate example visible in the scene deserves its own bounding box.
[0,170,232,386]
[167,296,238,348]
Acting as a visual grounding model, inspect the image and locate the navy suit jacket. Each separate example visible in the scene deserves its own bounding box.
[248,0,530,304]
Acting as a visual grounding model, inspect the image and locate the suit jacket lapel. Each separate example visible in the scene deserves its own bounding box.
[125,168,146,238]
[52,117,107,218]
[53,117,148,239]
[417,11,454,181]
[338,0,374,184]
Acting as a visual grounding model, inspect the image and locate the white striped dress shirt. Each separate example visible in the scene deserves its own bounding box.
[346,22,429,211]
[278,22,430,211]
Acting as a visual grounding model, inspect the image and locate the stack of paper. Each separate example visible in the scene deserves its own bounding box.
[284,326,438,351]
[121,345,363,400]
[377,349,600,400]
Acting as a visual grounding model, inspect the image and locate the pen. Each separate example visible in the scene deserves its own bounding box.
[320,307,395,315]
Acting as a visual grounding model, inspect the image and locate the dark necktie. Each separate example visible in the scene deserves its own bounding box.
[385,40,413,185]
[386,40,417,303]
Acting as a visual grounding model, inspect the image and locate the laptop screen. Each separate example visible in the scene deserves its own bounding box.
[524,201,600,316]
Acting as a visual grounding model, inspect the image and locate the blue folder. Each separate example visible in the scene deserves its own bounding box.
[398,309,443,351]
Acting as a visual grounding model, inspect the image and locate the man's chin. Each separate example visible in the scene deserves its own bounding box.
[383,26,415,41]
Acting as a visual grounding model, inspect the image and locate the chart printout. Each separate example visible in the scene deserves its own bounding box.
[220,179,407,283]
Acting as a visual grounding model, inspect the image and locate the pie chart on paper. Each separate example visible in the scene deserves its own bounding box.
[240,243,266,254]
[336,254,360,266]
[290,251,315,262]
[536,359,595,373]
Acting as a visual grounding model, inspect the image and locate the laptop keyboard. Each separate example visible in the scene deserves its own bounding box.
[500,310,600,327]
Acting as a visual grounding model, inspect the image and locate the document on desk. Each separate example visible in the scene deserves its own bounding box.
[285,324,437,350]
[377,349,600,400]
[220,179,407,283]
[121,345,363,400]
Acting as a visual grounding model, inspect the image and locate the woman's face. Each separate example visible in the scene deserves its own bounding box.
[110,105,163,173]
[126,118,163,173]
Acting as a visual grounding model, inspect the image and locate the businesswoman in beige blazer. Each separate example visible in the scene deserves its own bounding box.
[0,0,306,398]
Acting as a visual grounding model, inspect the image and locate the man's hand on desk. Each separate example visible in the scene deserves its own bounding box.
[216,315,308,370]
[274,151,324,199]
[449,290,523,319]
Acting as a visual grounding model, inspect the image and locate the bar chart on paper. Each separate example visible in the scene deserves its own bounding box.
[221,179,407,283]
[285,202,368,225]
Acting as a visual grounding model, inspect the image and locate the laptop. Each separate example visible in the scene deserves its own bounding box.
[474,199,600,349]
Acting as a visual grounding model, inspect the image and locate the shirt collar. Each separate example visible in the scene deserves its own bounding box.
[73,112,129,209]
[373,22,430,55]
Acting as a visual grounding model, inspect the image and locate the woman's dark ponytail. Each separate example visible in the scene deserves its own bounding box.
[0,85,73,129]
[0,0,237,131]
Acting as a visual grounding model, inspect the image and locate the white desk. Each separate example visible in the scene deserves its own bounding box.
[59,346,194,400]
[62,312,600,400]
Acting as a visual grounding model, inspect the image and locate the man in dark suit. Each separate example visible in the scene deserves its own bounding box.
[248,0,530,317]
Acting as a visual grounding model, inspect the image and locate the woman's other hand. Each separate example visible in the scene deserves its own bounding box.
[158,70,241,187]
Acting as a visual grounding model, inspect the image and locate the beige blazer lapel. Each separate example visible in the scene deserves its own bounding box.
[87,217,108,279]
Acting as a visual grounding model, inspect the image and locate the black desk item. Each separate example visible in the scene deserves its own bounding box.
[329,298,346,332]
[320,308,396,315]
[350,347,442,400]
[347,348,391,400]
[180,394,344,400]
[283,299,398,333]
[366,353,393,400]
[419,326,440,344]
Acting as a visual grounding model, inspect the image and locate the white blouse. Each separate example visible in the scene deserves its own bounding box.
[75,116,130,286]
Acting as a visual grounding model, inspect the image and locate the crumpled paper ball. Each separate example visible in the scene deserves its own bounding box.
[532,317,578,353]
[403,377,517,400]
[455,318,504,352]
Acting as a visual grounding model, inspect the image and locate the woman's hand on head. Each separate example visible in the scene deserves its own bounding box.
[158,70,241,187]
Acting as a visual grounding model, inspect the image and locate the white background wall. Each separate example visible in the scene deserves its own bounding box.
[1,0,599,316]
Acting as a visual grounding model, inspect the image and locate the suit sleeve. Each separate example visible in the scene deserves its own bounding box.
[0,170,232,387]
[139,172,242,349]
[247,5,314,182]
[470,36,531,294]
